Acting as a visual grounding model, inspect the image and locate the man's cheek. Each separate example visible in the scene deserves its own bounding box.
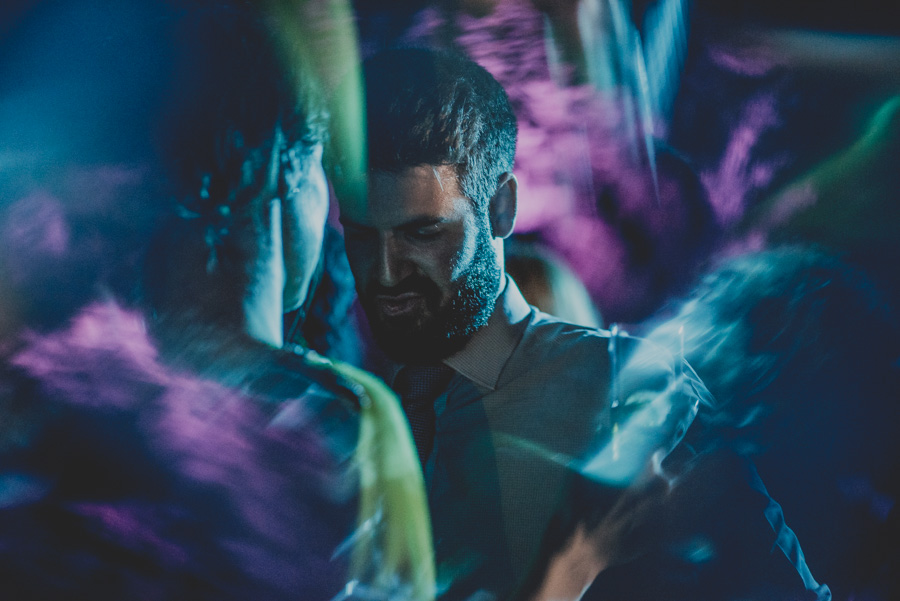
[448,232,481,281]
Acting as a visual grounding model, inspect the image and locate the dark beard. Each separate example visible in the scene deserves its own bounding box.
[361,230,501,365]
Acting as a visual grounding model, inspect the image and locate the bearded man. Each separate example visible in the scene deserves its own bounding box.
[338,47,619,600]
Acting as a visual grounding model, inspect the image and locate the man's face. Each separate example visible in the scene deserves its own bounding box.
[341,165,501,364]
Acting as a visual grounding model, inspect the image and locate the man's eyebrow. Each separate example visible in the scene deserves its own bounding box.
[339,215,448,231]
[396,216,446,231]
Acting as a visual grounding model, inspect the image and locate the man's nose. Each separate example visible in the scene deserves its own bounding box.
[374,233,412,287]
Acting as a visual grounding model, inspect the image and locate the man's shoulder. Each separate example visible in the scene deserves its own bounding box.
[499,309,612,387]
[488,309,613,453]
[521,309,611,357]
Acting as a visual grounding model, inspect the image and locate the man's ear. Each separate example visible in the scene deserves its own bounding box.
[489,172,518,239]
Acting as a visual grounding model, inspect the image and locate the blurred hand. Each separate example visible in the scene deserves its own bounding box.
[529,473,671,601]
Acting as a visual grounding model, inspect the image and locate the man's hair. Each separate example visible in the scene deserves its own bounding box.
[363,47,517,210]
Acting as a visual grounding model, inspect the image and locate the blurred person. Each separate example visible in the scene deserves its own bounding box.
[504,238,603,328]
[0,2,432,599]
[633,245,899,600]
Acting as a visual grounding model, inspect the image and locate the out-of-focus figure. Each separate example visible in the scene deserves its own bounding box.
[637,245,900,600]
[0,2,433,599]
[505,239,603,328]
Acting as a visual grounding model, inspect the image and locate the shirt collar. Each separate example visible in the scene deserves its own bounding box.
[442,274,532,391]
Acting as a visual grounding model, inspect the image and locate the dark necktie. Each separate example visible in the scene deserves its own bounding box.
[393,364,455,467]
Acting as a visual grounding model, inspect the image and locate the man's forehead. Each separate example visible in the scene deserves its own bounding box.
[340,164,465,226]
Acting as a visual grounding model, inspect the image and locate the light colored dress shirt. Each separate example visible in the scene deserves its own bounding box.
[388,276,699,599]
[432,277,610,596]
